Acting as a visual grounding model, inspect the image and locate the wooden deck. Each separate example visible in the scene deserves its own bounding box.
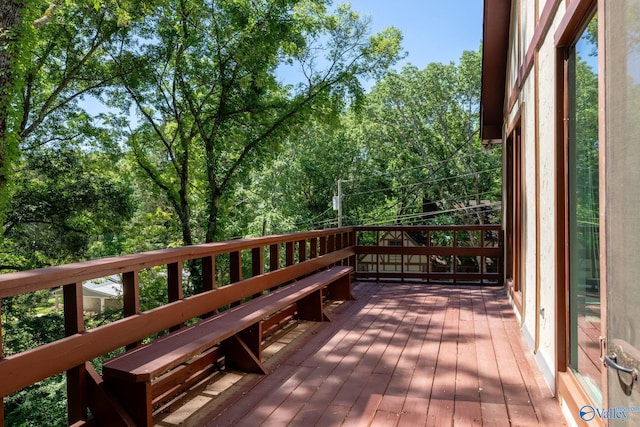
[160,282,565,426]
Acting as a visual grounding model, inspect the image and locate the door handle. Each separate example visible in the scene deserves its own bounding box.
[604,352,639,382]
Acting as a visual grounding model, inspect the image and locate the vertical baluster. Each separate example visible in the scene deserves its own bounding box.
[230,251,242,283]
[285,242,295,267]
[269,244,280,271]
[201,256,216,317]
[168,262,184,302]
[319,236,327,256]
[328,234,335,254]
[376,231,380,281]
[350,229,357,272]
[230,251,242,306]
[123,271,140,350]
[499,228,505,285]
[252,247,264,298]
[453,230,459,284]
[310,237,318,259]
[401,231,405,281]
[201,256,215,292]
[480,228,486,284]
[427,229,432,283]
[64,282,87,423]
[297,240,306,263]
[269,244,280,292]
[168,262,184,331]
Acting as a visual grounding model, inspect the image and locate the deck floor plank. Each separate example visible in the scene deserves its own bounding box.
[199,283,566,427]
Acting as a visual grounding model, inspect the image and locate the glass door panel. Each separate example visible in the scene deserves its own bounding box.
[568,14,602,405]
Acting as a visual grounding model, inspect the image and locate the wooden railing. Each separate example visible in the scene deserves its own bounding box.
[0,225,502,426]
[354,225,503,285]
[0,228,356,426]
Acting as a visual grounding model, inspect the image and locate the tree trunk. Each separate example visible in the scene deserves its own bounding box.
[0,1,22,198]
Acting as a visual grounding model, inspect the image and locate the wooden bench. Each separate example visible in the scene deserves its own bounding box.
[102,266,354,426]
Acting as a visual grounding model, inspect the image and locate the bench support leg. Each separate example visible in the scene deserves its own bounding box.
[103,376,153,427]
[222,334,268,375]
[297,289,330,322]
[328,275,355,301]
[86,363,136,426]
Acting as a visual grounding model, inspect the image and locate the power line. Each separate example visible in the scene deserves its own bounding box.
[356,202,503,227]
[344,148,493,185]
[343,167,501,198]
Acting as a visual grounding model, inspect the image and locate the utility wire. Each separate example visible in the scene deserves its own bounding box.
[342,167,501,198]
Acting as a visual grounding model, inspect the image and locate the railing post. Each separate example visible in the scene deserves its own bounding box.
[64,282,87,424]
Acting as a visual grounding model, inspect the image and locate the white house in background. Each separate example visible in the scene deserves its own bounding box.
[53,275,122,313]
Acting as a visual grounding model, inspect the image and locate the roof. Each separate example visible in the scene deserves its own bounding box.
[52,275,122,299]
[83,276,122,298]
[480,0,511,142]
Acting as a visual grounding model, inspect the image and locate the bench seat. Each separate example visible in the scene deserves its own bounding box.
[102,265,354,426]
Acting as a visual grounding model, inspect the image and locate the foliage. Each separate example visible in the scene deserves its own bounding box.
[105,0,402,245]
[0,0,156,224]
[243,48,501,230]
[346,48,502,225]
[1,293,67,426]
[1,148,135,271]
[4,374,67,427]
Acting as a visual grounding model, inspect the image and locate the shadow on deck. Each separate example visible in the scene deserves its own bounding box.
[155,282,565,426]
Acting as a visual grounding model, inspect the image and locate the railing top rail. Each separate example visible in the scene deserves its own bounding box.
[0,227,354,298]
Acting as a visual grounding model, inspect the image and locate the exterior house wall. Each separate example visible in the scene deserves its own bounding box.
[484,1,613,425]
[501,0,569,392]
[536,9,563,389]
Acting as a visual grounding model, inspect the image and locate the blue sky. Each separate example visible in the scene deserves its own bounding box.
[346,0,484,69]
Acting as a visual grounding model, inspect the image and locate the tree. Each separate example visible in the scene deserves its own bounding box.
[0,0,27,216]
[108,0,402,245]
[1,148,135,272]
[348,48,501,225]
[0,0,155,222]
